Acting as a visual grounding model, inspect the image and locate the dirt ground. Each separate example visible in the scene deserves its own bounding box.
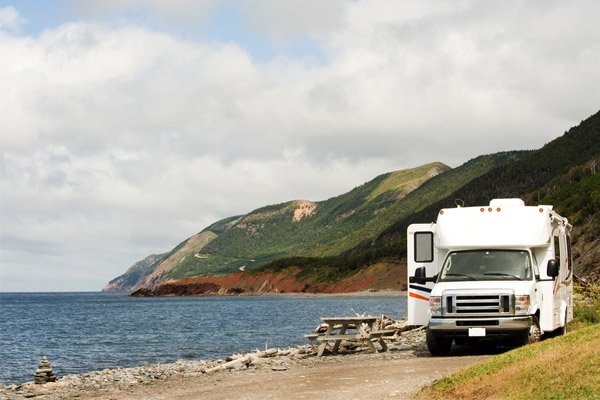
[83,348,492,400]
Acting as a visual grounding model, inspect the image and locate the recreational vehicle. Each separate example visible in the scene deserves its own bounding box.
[408,199,573,355]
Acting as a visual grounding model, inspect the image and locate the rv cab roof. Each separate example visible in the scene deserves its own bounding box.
[489,198,525,208]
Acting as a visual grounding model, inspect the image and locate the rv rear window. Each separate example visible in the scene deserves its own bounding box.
[414,232,434,263]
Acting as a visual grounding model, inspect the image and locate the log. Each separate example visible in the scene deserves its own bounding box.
[400,325,426,335]
[204,356,250,373]
[253,348,278,358]
[225,353,245,361]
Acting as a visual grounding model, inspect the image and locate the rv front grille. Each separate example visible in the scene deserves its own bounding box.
[444,293,513,316]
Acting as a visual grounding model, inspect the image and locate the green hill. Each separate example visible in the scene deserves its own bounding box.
[160,162,453,281]
[105,152,525,291]
[254,110,599,285]
[105,109,600,292]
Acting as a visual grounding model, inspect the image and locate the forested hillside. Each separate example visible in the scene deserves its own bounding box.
[106,110,599,292]
[373,110,600,280]
[105,152,523,291]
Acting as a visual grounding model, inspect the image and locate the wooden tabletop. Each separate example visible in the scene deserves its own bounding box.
[321,316,377,324]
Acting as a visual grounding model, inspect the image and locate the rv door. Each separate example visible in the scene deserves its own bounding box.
[407,224,440,325]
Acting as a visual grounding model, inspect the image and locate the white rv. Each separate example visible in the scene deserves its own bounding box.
[407,198,573,355]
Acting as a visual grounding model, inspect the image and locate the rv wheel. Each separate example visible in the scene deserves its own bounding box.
[426,327,452,356]
[525,316,541,345]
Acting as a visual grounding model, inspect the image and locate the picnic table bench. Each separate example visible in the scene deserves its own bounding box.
[305,316,396,356]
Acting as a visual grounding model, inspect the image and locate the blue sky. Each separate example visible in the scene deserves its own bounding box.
[1,0,600,291]
[1,0,327,63]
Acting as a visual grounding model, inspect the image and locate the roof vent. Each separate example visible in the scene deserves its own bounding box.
[489,198,525,208]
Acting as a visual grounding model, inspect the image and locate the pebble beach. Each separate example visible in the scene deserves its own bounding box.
[0,323,428,400]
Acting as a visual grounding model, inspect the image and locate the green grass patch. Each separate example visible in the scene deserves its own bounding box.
[418,323,600,399]
[417,293,600,400]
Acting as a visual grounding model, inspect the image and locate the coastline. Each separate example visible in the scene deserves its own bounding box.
[0,327,494,400]
[1,292,408,388]
[121,263,408,298]
[1,327,422,398]
[127,288,408,298]
[269,289,408,298]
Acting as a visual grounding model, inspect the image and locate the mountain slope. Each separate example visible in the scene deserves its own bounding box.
[160,162,451,281]
[104,163,450,290]
[323,151,528,254]
[104,252,169,291]
[105,110,600,293]
[105,151,526,291]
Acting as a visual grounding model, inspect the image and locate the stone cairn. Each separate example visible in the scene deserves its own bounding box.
[34,356,57,384]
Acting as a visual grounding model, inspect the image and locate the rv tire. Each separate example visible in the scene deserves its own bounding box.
[426,327,452,356]
[523,316,541,345]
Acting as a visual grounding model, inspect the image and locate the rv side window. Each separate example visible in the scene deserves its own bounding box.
[532,252,540,278]
[414,232,434,263]
[553,236,561,263]
[567,235,573,277]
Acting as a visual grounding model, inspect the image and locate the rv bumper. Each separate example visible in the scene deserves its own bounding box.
[428,316,532,338]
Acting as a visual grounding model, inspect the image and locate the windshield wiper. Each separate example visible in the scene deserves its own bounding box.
[444,273,477,281]
[483,273,523,281]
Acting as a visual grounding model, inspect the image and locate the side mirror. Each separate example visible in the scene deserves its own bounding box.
[411,266,427,285]
[547,259,559,278]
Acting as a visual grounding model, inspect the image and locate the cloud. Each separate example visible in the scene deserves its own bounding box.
[2,0,600,291]
[67,0,219,26]
[238,0,346,41]
[0,6,27,33]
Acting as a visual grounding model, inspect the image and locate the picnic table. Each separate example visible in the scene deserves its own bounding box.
[305,316,395,357]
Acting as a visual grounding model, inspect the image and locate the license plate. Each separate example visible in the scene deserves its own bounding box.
[469,327,486,337]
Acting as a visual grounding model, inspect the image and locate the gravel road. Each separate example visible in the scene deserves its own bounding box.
[105,351,491,400]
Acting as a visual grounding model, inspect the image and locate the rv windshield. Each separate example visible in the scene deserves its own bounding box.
[438,250,533,282]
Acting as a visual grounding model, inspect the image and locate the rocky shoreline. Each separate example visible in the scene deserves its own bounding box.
[128,287,408,298]
[0,320,425,400]
[114,262,408,297]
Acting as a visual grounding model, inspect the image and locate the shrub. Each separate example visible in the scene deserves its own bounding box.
[573,287,600,325]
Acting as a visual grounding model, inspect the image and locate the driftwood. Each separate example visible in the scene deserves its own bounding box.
[203,348,281,374]
[203,356,249,373]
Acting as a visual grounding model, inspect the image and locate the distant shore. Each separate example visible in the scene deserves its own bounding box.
[127,288,408,298]
[270,289,408,298]
[114,262,408,297]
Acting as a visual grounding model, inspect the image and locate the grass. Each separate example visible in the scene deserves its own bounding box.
[416,287,600,400]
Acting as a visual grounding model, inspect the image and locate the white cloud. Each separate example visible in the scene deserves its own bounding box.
[239,0,346,41]
[0,6,26,33]
[67,0,219,26]
[2,0,600,291]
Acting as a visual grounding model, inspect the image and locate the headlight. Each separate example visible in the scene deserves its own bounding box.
[429,296,442,316]
[515,295,530,315]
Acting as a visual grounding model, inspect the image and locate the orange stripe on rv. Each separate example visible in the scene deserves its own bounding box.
[409,292,429,301]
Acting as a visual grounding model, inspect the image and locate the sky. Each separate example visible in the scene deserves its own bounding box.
[1,0,599,292]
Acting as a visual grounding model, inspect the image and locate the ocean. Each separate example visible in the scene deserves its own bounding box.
[0,292,407,385]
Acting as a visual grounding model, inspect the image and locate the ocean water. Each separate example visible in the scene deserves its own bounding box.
[0,292,407,385]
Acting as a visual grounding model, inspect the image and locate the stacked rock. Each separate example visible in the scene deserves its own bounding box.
[34,356,57,384]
